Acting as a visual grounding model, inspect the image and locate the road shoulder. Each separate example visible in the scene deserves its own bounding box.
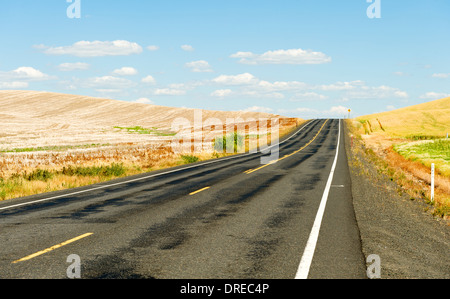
[344,122,450,279]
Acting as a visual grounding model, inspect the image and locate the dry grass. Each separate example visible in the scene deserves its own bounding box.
[0,90,303,201]
[351,97,450,219]
[0,111,302,201]
[357,97,450,138]
[347,117,450,219]
[0,145,232,201]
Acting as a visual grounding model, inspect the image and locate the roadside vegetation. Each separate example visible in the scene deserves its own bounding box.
[394,139,450,177]
[347,119,449,219]
[0,151,223,201]
[113,126,177,136]
[1,144,111,153]
[0,119,303,201]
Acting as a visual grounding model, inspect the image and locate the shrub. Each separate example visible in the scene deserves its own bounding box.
[23,169,54,182]
[214,132,244,153]
[60,163,126,177]
[181,155,199,164]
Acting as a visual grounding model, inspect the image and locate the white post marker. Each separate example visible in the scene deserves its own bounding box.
[431,163,435,202]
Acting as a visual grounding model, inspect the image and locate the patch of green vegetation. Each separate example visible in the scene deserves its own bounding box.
[0,177,23,200]
[60,163,127,177]
[395,139,450,161]
[404,134,446,141]
[394,139,450,176]
[114,126,176,136]
[1,143,111,153]
[23,169,54,182]
[214,132,244,153]
[181,155,199,164]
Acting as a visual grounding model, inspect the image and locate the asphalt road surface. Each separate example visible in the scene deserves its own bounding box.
[0,119,368,279]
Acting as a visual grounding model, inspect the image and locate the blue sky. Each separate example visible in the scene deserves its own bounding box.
[1,0,449,118]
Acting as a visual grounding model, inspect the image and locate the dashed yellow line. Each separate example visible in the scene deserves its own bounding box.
[12,233,94,264]
[189,187,211,196]
[245,120,329,174]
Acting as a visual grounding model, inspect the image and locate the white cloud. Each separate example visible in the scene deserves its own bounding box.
[181,45,194,51]
[40,40,143,57]
[0,81,29,89]
[432,73,450,78]
[326,82,409,100]
[211,89,233,97]
[387,105,396,111]
[0,67,50,88]
[133,97,154,104]
[141,75,156,84]
[318,81,364,91]
[241,106,274,113]
[420,92,450,100]
[95,89,122,94]
[290,92,328,101]
[209,74,407,102]
[58,62,90,71]
[393,90,409,98]
[278,106,350,118]
[12,67,49,80]
[185,60,213,73]
[154,88,186,96]
[241,90,285,99]
[393,71,409,77]
[257,80,309,92]
[112,67,138,76]
[147,45,160,51]
[212,73,258,85]
[230,48,331,65]
[84,76,136,89]
[327,106,350,116]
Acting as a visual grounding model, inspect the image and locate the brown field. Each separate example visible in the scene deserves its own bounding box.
[0,90,302,200]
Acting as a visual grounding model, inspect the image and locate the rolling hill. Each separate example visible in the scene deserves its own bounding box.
[0,90,297,151]
[357,97,450,138]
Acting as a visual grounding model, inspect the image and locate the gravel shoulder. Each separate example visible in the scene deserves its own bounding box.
[344,122,449,279]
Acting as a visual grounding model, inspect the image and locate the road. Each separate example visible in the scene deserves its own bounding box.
[0,119,367,279]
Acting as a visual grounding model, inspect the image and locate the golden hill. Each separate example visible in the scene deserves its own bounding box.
[357,97,450,138]
[0,90,297,150]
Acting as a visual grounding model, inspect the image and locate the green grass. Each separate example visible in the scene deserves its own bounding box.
[60,163,127,177]
[0,177,22,200]
[214,132,244,153]
[404,134,447,141]
[114,126,176,136]
[181,155,199,164]
[0,163,128,201]
[394,139,450,176]
[23,169,54,182]
[1,143,111,153]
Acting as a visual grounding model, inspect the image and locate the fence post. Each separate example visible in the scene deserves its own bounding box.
[431,163,435,202]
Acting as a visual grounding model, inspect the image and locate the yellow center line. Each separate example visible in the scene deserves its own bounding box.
[189,187,211,196]
[245,120,329,174]
[12,232,94,264]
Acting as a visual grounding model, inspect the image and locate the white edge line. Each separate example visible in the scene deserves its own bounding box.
[0,120,314,212]
[295,119,341,279]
